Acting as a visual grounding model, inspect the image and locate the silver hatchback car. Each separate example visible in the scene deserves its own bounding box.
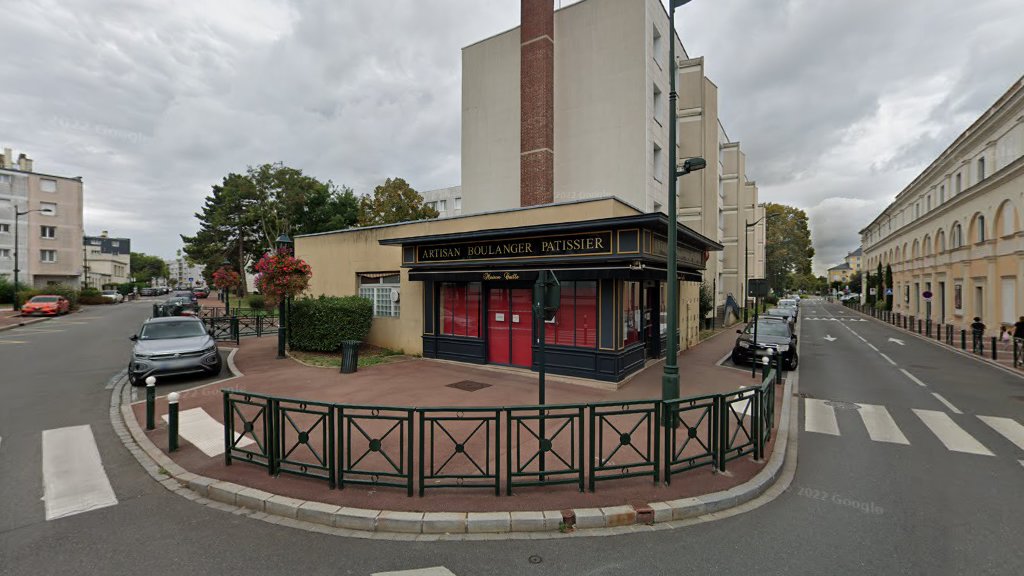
[128,316,222,386]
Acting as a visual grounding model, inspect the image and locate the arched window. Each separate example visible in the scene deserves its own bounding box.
[923,235,931,256]
[977,215,985,243]
[997,201,1018,237]
[936,230,946,253]
[951,223,963,249]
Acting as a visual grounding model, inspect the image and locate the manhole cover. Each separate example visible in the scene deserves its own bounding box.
[446,380,492,392]
[825,400,861,410]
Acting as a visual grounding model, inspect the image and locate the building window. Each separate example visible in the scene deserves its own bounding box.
[0,248,10,258]
[914,203,920,219]
[653,143,664,183]
[955,173,962,194]
[653,83,664,126]
[954,283,963,312]
[439,282,481,338]
[425,201,436,211]
[40,178,57,193]
[437,199,447,213]
[977,157,985,181]
[977,215,986,243]
[544,281,598,348]
[0,223,9,233]
[926,196,931,212]
[453,197,462,212]
[623,281,642,347]
[358,273,401,317]
[951,223,963,248]
[652,24,664,68]
[40,249,57,263]
[40,225,56,238]
[40,202,57,215]
[939,184,945,203]
[0,174,12,184]
[111,240,119,247]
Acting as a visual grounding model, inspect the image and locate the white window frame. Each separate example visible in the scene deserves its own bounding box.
[40,178,57,193]
[0,248,10,258]
[437,199,446,212]
[40,249,57,263]
[40,225,56,239]
[358,273,401,318]
[40,202,57,216]
[0,223,10,233]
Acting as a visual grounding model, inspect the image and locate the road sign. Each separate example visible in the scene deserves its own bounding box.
[922,290,932,302]
[188,277,193,282]
[747,278,768,298]
[886,288,893,296]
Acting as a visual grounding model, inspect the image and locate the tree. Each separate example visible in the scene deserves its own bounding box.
[864,272,873,303]
[130,252,168,284]
[848,271,862,293]
[884,264,894,310]
[357,177,439,226]
[764,203,814,294]
[182,163,359,292]
[699,282,714,322]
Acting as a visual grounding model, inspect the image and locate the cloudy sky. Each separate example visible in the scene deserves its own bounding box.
[2,0,1022,273]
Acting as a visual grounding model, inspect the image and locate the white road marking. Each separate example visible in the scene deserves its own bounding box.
[930,393,962,414]
[373,568,458,576]
[899,368,928,388]
[162,407,253,457]
[879,353,897,365]
[0,340,27,344]
[42,425,119,520]
[913,410,994,456]
[856,404,910,445]
[867,343,879,352]
[804,399,840,436]
[823,334,836,342]
[978,416,1024,451]
[888,338,905,346]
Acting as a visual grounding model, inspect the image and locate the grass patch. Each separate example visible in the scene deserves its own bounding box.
[289,344,402,369]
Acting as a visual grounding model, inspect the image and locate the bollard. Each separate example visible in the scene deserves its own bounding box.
[992,337,997,360]
[145,376,157,430]
[926,320,931,338]
[168,392,180,452]
[961,330,967,350]
[762,354,771,381]
[918,319,922,334]
[937,324,942,342]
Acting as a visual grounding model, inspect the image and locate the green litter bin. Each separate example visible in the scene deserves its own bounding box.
[340,340,360,374]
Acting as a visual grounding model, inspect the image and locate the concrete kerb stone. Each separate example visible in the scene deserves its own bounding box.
[0,316,49,332]
[108,324,797,540]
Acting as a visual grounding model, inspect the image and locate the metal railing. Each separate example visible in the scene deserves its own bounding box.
[220,358,782,497]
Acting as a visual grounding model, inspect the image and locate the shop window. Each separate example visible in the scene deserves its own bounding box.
[542,281,597,348]
[358,273,401,317]
[440,282,481,338]
[622,281,641,347]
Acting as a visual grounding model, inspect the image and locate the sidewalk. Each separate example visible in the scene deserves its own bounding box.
[126,319,787,527]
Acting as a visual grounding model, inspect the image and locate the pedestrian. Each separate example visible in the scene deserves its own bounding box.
[970,317,986,354]
[999,325,1011,350]
[1015,316,1024,340]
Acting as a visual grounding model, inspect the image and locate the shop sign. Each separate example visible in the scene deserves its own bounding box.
[482,272,522,281]
[649,235,705,268]
[416,231,612,263]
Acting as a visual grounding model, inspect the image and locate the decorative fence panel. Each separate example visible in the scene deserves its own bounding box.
[588,400,659,490]
[418,407,501,496]
[338,405,414,496]
[223,391,274,473]
[273,397,335,487]
[663,393,718,482]
[506,405,584,494]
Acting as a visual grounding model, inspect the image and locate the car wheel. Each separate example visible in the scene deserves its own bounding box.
[787,352,799,370]
[128,371,144,387]
[730,350,742,366]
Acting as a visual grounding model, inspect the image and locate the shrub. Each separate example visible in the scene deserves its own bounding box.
[79,287,102,298]
[289,295,373,352]
[246,294,266,310]
[0,278,16,304]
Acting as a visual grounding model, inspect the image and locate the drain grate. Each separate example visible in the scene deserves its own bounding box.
[446,380,492,392]
[825,400,861,411]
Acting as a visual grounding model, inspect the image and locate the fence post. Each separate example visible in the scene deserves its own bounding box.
[961,329,967,350]
[937,323,941,342]
[168,392,180,452]
[223,391,232,466]
[992,337,998,360]
[145,376,156,430]
[717,396,727,473]
[231,316,240,345]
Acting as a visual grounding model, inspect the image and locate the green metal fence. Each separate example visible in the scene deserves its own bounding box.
[220,362,781,496]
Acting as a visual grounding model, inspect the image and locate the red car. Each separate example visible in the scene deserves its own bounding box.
[192,288,209,299]
[21,295,71,316]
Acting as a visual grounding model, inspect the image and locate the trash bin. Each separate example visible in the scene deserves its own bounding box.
[340,340,360,374]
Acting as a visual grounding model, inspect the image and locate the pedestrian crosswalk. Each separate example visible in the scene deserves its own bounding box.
[41,425,119,520]
[804,317,867,322]
[803,399,1024,460]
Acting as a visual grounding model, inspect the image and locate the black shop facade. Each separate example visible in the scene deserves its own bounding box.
[380,214,722,382]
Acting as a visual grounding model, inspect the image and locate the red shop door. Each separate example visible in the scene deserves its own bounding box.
[487,288,533,368]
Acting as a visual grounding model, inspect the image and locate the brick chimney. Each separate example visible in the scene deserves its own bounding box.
[520,0,554,207]
[2,147,11,169]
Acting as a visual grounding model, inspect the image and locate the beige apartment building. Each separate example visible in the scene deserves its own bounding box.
[83,232,131,289]
[0,148,83,288]
[861,76,1024,331]
[460,0,764,323]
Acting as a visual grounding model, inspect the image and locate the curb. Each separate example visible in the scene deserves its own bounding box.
[110,343,796,539]
[0,316,50,332]
[843,305,1024,381]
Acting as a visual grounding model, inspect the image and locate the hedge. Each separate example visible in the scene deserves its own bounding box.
[16,283,80,309]
[289,295,374,352]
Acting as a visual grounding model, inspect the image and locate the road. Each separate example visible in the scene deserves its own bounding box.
[0,298,1021,575]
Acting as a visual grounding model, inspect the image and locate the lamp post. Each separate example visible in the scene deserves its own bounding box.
[222,258,232,316]
[13,205,48,311]
[275,233,292,359]
[744,213,778,322]
[662,0,703,421]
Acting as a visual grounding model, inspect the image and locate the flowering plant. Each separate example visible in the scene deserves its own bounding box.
[212,266,241,290]
[254,247,312,306]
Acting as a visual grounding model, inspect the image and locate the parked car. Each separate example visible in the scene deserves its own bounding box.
[128,316,222,386]
[766,307,797,326]
[192,287,209,299]
[101,290,124,303]
[731,316,798,370]
[171,290,198,304]
[840,293,861,302]
[140,287,157,297]
[156,296,200,317]
[21,295,70,316]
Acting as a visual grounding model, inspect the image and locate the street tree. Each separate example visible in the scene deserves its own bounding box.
[764,203,814,293]
[129,252,168,284]
[849,271,863,293]
[885,264,894,309]
[357,177,439,226]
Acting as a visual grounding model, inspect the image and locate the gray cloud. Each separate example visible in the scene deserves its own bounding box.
[2,0,1022,270]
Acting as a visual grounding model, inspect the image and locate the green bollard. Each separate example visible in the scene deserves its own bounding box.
[168,392,180,452]
[145,376,157,430]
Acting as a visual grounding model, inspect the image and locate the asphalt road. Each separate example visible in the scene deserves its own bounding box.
[1,297,1021,575]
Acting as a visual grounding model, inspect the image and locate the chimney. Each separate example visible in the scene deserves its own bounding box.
[17,153,32,172]
[520,0,554,207]
[101,230,108,238]
[2,148,11,169]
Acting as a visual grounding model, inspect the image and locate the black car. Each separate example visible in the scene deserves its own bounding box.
[731,316,798,370]
[171,290,199,305]
[155,296,200,317]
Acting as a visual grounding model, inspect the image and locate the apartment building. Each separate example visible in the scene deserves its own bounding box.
[165,256,205,288]
[83,231,131,289]
[827,247,863,286]
[460,0,764,322]
[421,186,463,219]
[0,148,83,288]
[861,76,1024,330]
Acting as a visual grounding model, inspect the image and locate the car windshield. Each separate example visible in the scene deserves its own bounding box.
[172,292,193,298]
[766,309,790,316]
[102,291,117,295]
[746,321,791,338]
[778,300,797,308]
[139,321,207,340]
[166,297,192,305]
[30,296,58,303]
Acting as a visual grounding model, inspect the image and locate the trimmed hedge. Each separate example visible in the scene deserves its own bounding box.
[246,294,266,310]
[289,295,373,352]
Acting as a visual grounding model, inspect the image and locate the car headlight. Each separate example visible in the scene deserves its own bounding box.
[738,340,750,349]
[776,344,790,353]
[203,345,218,355]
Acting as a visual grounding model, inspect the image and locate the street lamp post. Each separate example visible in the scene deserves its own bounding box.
[743,213,776,322]
[222,258,232,316]
[275,233,292,359]
[13,205,48,311]
[662,0,702,422]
